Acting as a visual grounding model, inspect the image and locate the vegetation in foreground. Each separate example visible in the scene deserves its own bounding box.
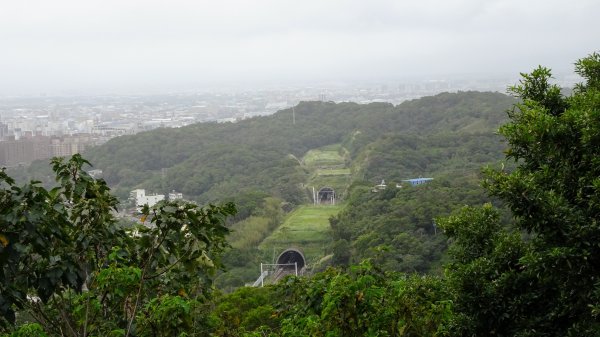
[1,53,599,336]
[0,154,236,336]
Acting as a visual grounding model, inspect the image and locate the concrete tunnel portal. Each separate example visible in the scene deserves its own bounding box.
[317,187,335,205]
[253,248,307,286]
[276,248,306,270]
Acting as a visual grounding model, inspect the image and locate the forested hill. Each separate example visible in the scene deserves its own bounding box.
[83,91,514,202]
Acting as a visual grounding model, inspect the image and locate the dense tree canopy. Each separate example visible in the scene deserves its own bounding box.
[440,52,600,336]
[0,155,236,335]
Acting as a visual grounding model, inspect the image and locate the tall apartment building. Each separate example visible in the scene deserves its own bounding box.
[49,134,92,157]
[0,123,9,140]
[0,134,95,166]
[0,136,49,166]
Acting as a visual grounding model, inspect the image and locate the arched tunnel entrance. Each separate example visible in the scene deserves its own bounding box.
[317,187,335,205]
[276,248,306,271]
[253,248,307,286]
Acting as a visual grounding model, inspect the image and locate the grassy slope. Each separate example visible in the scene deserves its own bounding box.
[303,144,346,167]
[218,144,351,287]
[258,144,350,265]
[258,204,343,264]
[305,144,352,199]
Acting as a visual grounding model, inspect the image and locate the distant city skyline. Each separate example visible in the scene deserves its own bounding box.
[1,0,597,96]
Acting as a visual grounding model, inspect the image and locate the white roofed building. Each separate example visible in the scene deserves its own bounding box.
[130,189,165,213]
[168,190,183,200]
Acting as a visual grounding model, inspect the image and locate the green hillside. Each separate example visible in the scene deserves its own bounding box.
[259,204,343,264]
[12,91,517,288]
[14,92,514,206]
[76,91,514,204]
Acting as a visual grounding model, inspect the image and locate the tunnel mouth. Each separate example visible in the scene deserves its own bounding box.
[276,248,306,270]
[318,187,335,204]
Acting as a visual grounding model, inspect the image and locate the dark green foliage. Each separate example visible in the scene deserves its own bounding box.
[136,295,194,337]
[210,286,280,336]
[358,132,507,182]
[438,205,527,336]
[441,53,600,336]
[273,262,452,336]
[330,175,499,273]
[206,264,454,336]
[508,66,568,116]
[0,154,122,326]
[0,155,236,336]
[343,91,515,157]
[1,323,48,337]
[225,190,271,223]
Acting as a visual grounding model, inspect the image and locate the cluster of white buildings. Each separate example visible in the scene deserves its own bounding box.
[130,189,184,213]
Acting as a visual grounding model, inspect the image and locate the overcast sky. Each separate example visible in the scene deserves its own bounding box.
[1,0,598,95]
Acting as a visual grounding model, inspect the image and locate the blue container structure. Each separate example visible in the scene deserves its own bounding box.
[402,178,434,186]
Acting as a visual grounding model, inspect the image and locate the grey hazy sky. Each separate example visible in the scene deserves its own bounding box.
[1,0,598,95]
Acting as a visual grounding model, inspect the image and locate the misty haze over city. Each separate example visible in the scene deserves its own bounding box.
[1,0,598,96]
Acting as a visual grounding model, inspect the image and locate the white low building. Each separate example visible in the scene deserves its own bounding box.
[130,189,165,212]
[168,190,183,200]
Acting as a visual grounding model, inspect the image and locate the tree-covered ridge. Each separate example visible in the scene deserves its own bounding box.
[81,91,514,202]
[356,132,506,182]
[329,177,488,273]
[325,126,511,273]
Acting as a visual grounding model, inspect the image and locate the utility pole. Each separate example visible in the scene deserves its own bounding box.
[260,263,264,287]
[292,106,296,125]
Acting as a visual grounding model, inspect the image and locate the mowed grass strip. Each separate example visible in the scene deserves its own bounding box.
[259,205,342,256]
[302,145,345,167]
[316,168,351,176]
